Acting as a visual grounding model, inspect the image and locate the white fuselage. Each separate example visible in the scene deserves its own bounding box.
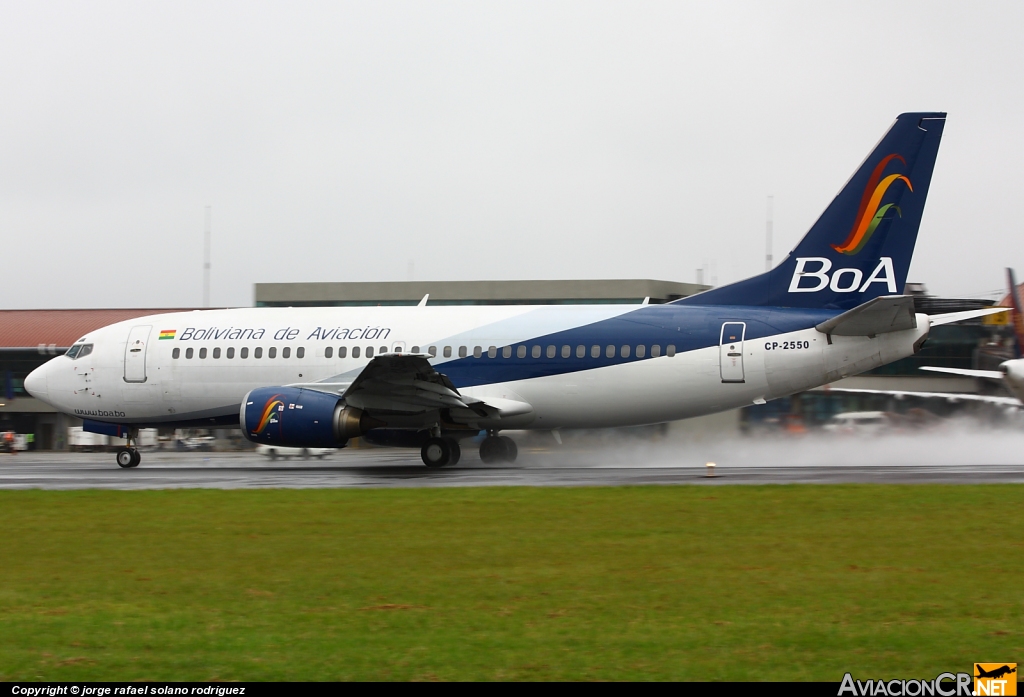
[25,304,931,432]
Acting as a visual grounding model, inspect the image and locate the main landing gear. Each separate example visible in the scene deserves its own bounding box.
[479,433,517,464]
[116,428,141,469]
[421,437,462,468]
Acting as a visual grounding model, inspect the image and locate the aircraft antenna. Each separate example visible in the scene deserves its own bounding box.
[203,205,211,307]
[765,195,774,272]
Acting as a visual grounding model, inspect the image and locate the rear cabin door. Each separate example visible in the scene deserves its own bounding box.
[124,325,152,383]
[719,322,746,383]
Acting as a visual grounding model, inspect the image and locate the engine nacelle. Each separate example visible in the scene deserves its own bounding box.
[240,387,379,448]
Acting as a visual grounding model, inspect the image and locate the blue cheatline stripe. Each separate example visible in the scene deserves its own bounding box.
[432,303,837,388]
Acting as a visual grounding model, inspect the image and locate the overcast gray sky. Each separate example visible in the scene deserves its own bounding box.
[2,1,1022,308]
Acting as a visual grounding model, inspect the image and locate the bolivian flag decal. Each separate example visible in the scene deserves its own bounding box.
[159,329,177,340]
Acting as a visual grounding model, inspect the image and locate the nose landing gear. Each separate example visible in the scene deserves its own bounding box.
[116,428,141,468]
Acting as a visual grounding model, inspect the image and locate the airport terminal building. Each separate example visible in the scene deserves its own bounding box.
[0,280,1013,449]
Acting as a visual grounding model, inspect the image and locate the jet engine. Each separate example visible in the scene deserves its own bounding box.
[240,387,380,448]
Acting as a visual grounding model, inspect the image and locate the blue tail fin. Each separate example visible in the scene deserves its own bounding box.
[676,112,946,309]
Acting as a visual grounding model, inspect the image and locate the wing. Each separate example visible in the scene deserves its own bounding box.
[286,354,533,426]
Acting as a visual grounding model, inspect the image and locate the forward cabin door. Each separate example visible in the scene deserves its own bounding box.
[124,325,152,383]
[719,322,746,383]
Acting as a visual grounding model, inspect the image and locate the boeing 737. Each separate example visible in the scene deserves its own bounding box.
[25,112,1002,468]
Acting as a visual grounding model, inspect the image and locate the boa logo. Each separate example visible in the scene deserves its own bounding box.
[832,154,912,256]
[788,256,897,294]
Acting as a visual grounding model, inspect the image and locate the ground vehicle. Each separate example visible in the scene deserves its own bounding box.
[255,444,332,460]
[822,411,894,436]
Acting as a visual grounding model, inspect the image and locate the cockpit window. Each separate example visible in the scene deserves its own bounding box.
[66,344,93,360]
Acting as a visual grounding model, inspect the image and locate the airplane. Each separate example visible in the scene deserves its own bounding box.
[24,112,1005,469]
[917,268,1024,401]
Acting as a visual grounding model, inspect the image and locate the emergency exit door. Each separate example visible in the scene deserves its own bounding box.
[124,325,151,383]
[719,322,745,383]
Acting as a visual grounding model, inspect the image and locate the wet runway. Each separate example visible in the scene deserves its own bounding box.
[3,446,1024,490]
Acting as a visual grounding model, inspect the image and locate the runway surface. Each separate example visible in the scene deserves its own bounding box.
[3,445,1024,489]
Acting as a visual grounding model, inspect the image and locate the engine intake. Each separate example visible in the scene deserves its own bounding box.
[240,387,380,448]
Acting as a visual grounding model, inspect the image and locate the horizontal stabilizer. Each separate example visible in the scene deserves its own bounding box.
[811,386,1020,407]
[920,366,1005,379]
[815,296,916,336]
[929,307,1009,327]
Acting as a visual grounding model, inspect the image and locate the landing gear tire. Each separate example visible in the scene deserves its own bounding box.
[421,437,452,468]
[301,448,311,460]
[445,438,462,466]
[479,436,512,464]
[499,436,518,463]
[116,447,140,469]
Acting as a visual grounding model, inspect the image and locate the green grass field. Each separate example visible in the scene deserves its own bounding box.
[0,485,1021,681]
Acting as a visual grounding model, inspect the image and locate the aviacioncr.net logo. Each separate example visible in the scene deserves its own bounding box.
[839,672,973,696]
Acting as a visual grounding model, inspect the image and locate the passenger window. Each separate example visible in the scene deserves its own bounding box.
[282,347,291,359]
[186,348,194,359]
[502,346,512,359]
[636,345,646,358]
[78,344,93,359]
[531,346,541,359]
[325,347,333,359]
[517,346,526,358]
[227,347,235,359]
[213,347,221,359]
[172,348,180,359]
[268,347,277,359]
[459,346,467,358]
[488,346,497,358]
[241,347,249,359]
[254,347,263,359]
[606,345,615,358]
[443,346,452,358]
[667,344,676,357]
[366,346,374,358]
[473,346,482,358]
[428,346,437,357]
[544,346,553,358]
[621,345,630,358]
[379,346,387,355]
[296,347,304,359]
[199,348,208,359]
[339,347,347,358]
[561,345,570,358]
[411,346,420,354]
[352,346,360,358]
[652,345,661,357]
[576,345,585,358]
[591,345,600,358]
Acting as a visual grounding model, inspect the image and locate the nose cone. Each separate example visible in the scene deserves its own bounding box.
[24,364,49,402]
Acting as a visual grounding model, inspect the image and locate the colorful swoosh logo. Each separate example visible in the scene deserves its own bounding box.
[832,153,912,255]
[253,394,285,434]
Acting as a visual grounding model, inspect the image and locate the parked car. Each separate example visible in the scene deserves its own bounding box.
[255,444,333,460]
